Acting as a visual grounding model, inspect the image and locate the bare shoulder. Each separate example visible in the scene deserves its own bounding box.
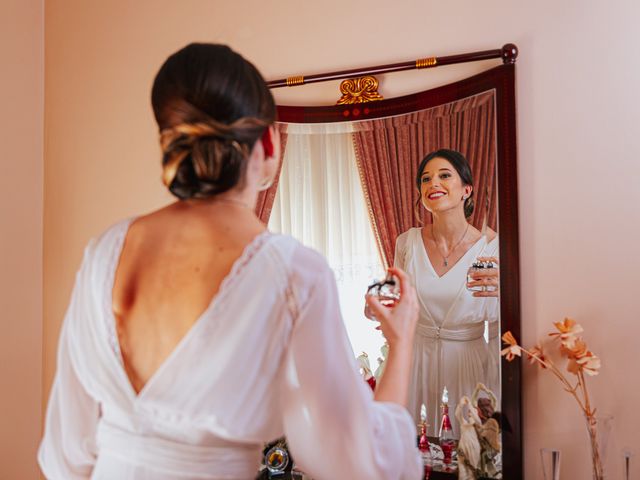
[486,227,498,243]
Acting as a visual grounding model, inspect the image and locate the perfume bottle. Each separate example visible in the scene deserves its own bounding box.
[466,259,498,293]
[366,273,400,320]
[418,404,433,478]
[438,387,456,467]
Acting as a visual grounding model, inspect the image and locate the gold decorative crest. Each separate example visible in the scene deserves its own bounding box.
[336,76,383,105]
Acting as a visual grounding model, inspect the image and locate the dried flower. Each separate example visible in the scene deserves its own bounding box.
[577,352,601,376]
[561,338,588,359]
[500,331,521,361]
[549,317,584,348]
[504,320,603,479]
[527,344,547,368]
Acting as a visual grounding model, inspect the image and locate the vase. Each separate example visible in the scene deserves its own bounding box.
[540,448,561,480]
[622,448,633,480]
[586,414,613,480]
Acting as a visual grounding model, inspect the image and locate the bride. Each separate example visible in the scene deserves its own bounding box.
[38,43,422,479]
[394,148,500,436]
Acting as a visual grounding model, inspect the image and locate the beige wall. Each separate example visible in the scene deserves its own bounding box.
[0,0,44,478]
[42,0,640,479]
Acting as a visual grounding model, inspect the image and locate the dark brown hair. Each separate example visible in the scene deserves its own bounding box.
[151,43,276,200]
[414,148,475,220]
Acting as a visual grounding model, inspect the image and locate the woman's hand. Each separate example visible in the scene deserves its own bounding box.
[467,256,500,297]
[365,267,418,349]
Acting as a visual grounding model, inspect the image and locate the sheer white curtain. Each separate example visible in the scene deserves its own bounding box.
[269,122,386,365]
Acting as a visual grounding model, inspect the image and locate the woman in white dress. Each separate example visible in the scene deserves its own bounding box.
[394,149,500,436]
[38,43,422,480]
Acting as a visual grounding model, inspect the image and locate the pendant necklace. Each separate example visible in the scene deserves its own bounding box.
[432,223,470,267]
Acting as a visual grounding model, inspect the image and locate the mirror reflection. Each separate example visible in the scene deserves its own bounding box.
[269,90,503,476]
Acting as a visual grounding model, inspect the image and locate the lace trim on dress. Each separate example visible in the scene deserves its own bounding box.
[104,218,136,363]
[211,230,272,302]
[103,222,272,363]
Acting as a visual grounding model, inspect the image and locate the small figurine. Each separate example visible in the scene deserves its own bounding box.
[455,396,482,480]
[356,352,376,390]
[469,384,503,477]
[470,383,498,424]
[374,342,389,381]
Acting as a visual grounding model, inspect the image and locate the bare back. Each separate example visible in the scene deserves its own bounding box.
[112,201,265,394]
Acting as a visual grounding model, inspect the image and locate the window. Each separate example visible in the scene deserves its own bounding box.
[269,123,386,366]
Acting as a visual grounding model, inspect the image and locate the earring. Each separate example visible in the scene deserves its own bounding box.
[257,175,274,191]
[257,158,277,192]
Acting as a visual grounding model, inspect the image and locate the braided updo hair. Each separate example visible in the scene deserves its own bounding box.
[152,43,276,200]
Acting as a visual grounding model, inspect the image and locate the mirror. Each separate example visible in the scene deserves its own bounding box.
[266,63,521,478]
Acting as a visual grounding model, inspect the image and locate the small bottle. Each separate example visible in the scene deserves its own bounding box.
[466,259,498,293]
[438,387,456,467]
[366,273,400,320]
[418,404,433,478]
[377,272,400,307]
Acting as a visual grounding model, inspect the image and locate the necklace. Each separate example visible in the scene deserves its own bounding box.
[215,197,252,210]
[432,223,470,267]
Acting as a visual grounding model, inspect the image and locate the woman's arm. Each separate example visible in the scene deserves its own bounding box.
[280,248,421,480]
[367,267,418,407]
[39,249,100,479]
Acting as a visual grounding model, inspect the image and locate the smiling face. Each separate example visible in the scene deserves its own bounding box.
[419,156,472,215]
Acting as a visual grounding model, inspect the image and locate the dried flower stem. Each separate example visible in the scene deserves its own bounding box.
[521,348,587,412]
[579,369,604,479]
[503,321,604,480]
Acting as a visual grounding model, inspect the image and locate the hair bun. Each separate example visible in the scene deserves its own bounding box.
[152,43,276,199]
[161,122,255,200]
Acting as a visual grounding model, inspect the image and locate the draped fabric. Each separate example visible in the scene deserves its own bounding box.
[269,122,385,362]
[352,91,497,267]
[254,125,288,223]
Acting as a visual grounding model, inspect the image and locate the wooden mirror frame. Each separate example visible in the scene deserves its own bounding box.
[269,46,522,479]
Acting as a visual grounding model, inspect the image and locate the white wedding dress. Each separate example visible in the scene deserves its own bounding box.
[394,227,500,436]
[39,219,422,480]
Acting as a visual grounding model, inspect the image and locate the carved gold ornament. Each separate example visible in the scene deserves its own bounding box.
[337,76,383,105]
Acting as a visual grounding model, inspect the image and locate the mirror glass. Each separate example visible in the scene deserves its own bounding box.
[269,79,512,477]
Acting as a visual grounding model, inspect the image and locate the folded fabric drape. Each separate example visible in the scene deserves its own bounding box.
[95,422,261,477]
[416,321,499,342]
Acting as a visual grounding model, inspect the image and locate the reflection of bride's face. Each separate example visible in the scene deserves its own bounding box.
[419,157,471,214]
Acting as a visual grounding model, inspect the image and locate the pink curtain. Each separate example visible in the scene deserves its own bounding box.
[352,91,497,267]
[255,126,288,223]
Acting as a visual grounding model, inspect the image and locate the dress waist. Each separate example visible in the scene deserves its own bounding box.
[95,421,261,478]
[416,321,499,341]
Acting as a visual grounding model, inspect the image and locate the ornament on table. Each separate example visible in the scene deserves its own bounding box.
[417,404,434,479]
[356,352,376,390]
[471,382,499,424]
[471,383,502,476]
[373,342,389,381]
[438,387,456,468]
[455,396,482,480]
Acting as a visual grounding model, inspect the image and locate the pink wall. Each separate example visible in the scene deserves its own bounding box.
[0,0,44,478]
[42,0,640,478]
